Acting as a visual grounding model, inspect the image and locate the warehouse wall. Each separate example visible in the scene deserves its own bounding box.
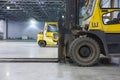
[8,21,22,38]
[0,19,44,40]
[7,20,44,39]
[0,19,6,39]
[0,20,4,33]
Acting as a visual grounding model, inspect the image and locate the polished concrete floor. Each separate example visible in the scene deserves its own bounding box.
[0,42,58,58]
[0,63,119,80]
[0,41,120,80]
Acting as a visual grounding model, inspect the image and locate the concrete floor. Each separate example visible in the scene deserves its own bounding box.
[0,41,120,80]
[0,42,58,58]
[0,63,119,80]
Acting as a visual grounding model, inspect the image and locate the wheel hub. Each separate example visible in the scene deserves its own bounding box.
[79,46,91,58]
[40,42,45,45]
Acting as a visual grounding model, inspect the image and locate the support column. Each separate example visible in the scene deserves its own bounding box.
[6,18,8,39]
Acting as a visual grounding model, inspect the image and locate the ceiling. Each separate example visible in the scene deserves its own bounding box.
[0,0,65,21]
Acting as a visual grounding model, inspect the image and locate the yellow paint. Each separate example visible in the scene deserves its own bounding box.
[82,0,120,33]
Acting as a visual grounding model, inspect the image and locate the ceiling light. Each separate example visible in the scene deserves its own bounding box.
[10,1,16,4]
[62,15,64,18]
[28,18,38,29]
[30,18,37,25]
[6,6,10,10]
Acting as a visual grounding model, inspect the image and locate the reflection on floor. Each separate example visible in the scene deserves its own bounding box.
[0,63,119,80]
[0,42,58,58]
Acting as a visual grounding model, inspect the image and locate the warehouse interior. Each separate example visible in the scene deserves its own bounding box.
[0,0,120,80]
[0,0,65,59]
[0,0,64,40]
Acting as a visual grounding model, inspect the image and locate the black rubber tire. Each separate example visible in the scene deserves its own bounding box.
[38,41,46,47]
[69,37,100,66]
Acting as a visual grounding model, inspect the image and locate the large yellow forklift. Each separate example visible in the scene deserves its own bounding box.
[37,22,58,47]
[58,0,120,66]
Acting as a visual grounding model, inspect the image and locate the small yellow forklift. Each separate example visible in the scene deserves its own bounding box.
[37,22,58,47]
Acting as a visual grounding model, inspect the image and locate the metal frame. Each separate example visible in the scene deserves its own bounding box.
[0,0,65,21]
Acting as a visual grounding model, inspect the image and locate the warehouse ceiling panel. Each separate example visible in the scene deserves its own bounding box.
[0,0,65,21]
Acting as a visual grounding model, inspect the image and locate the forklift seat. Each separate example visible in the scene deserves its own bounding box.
[107,12,120,24]
[117,12,120,19]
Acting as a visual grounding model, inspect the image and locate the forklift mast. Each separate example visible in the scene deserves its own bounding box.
[58,0,81,34]
[59,0,85,33]
[65,0,84,30]
[58,0,85,61]
[65,0,79,29]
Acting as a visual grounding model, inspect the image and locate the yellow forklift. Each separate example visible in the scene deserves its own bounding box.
[37,22,58,47]
[58,0,120,66]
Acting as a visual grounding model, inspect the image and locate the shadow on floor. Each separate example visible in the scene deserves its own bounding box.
[68,57,120,67]
[46,46,58,48]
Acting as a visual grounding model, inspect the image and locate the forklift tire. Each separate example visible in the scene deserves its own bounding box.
[38,41,46,47]
[69,37,100,66]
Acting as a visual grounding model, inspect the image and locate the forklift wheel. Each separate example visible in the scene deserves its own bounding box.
[38,41,46,47]
[69,37,100,66]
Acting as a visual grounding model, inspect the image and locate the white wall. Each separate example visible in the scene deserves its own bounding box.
[0,20,4,33]
[0,19,45,39]
[8,20,44,39]
[8,21,22,38]
[0,19,6,39]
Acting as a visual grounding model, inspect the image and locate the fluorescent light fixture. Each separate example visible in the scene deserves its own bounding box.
[6,6,10,10]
